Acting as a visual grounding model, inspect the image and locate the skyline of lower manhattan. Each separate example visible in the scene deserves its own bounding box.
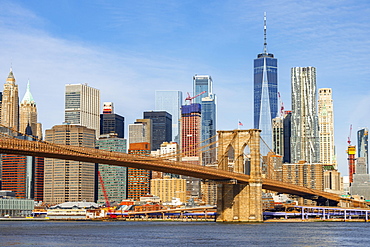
[0,2,369,177]
[2,1,370,224]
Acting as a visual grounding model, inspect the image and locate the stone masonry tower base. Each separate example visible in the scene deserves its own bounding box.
[216,129,263,222]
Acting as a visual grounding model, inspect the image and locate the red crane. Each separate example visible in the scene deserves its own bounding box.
[185,91,206,104]
[278,92,284,117]
[98,171,110,208]
[348,124,352,145]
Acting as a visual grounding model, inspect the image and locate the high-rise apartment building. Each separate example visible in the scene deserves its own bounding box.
[283,111,292,163]
[357,128,368,173]
[253,14,278,155]
[181,103,202,199]
[318,88,336,168]
[96,134,127,204]
[100,102,125,138]
[193,75,212,104]
[44,124,96,204]
[155,90,182,143]
[19,80,40,137]
[128,119,152,147]
[283,162,324,191]
[181,104,201,157]
[143,111,172,151]
[291,67,320,163]
[1,68,19,130]
[272,117,284,156]
[65,84,100,136]
[127,142,151,201]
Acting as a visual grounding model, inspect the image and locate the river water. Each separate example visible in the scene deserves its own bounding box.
[0,221,369,246]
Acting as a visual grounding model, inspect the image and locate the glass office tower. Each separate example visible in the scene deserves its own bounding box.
[358,128,369,173]
[253,14,278,155]
[201,96,216,166]
[193,75,213,104]
[143,111,172,151]
[155,91,182,143]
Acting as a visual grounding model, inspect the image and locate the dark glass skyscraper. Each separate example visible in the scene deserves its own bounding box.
[144,111,172,151]
[100,102,125,138]
[254,13,278,155]
[358,128,369,173]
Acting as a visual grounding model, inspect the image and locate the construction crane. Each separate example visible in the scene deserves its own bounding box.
[98,171,110,208]
[185,91,206,104]
[347,124,356,183]
[348,124,353,145]
[278,92,284,118]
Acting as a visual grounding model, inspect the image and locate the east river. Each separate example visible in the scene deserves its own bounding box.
[1,221,370,246]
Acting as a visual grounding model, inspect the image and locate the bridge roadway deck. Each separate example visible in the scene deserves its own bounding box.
[0,137,346,203]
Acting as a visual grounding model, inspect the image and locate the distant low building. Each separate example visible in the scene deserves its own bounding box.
[47,201,101,220]
[0,190,34,217]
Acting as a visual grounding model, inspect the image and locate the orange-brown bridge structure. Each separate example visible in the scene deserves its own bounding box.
[0,129,363,222]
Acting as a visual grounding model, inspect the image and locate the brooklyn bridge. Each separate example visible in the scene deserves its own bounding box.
[0,128,365,222]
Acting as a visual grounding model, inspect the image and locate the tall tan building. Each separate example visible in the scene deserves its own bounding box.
[318,88,336,168]
[19,80,38,136]
[128,119,152,147]
[282,162,324,191]
[1,68,19,130]
[64,84,100,137]
[44,125,96,204]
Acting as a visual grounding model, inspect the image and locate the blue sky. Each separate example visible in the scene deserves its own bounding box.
[0,0,369,175]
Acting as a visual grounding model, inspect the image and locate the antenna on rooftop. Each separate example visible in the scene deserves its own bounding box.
[263,12,267,54]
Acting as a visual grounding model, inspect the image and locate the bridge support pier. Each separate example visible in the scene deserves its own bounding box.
[216,129,263,222]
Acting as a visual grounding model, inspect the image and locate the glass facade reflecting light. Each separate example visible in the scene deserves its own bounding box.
[155,91,182,143]
[254,53,278,155]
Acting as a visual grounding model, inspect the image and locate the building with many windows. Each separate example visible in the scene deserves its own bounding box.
[44,124,96,204]
[100,102,125,138]
[128,119,152,148]
[1,68,19,131]
[19,80,42,138]
[65,84,100,136]
[253,14,278,155]
[357,128,368,173]
[291,67,320,163]
[193,75,212,104]
[155,90,182,143]
[96,134,127,204]
[143,111,172,151]
[151,177,186,203]
[127,142,151,201]
[318,88,336,169]
[1,136,44,201]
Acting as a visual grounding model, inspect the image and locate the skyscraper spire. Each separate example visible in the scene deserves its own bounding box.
[263,12,267,54]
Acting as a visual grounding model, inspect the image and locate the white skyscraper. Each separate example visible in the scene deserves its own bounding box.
[318,88,336,169]
[65,84,100,136]
[291,67,320,163]
[155,90,182,143]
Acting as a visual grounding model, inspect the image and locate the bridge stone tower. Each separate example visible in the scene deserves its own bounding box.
[216,129,263,222]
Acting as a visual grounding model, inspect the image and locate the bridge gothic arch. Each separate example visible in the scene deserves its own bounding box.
[216,129,263,222]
